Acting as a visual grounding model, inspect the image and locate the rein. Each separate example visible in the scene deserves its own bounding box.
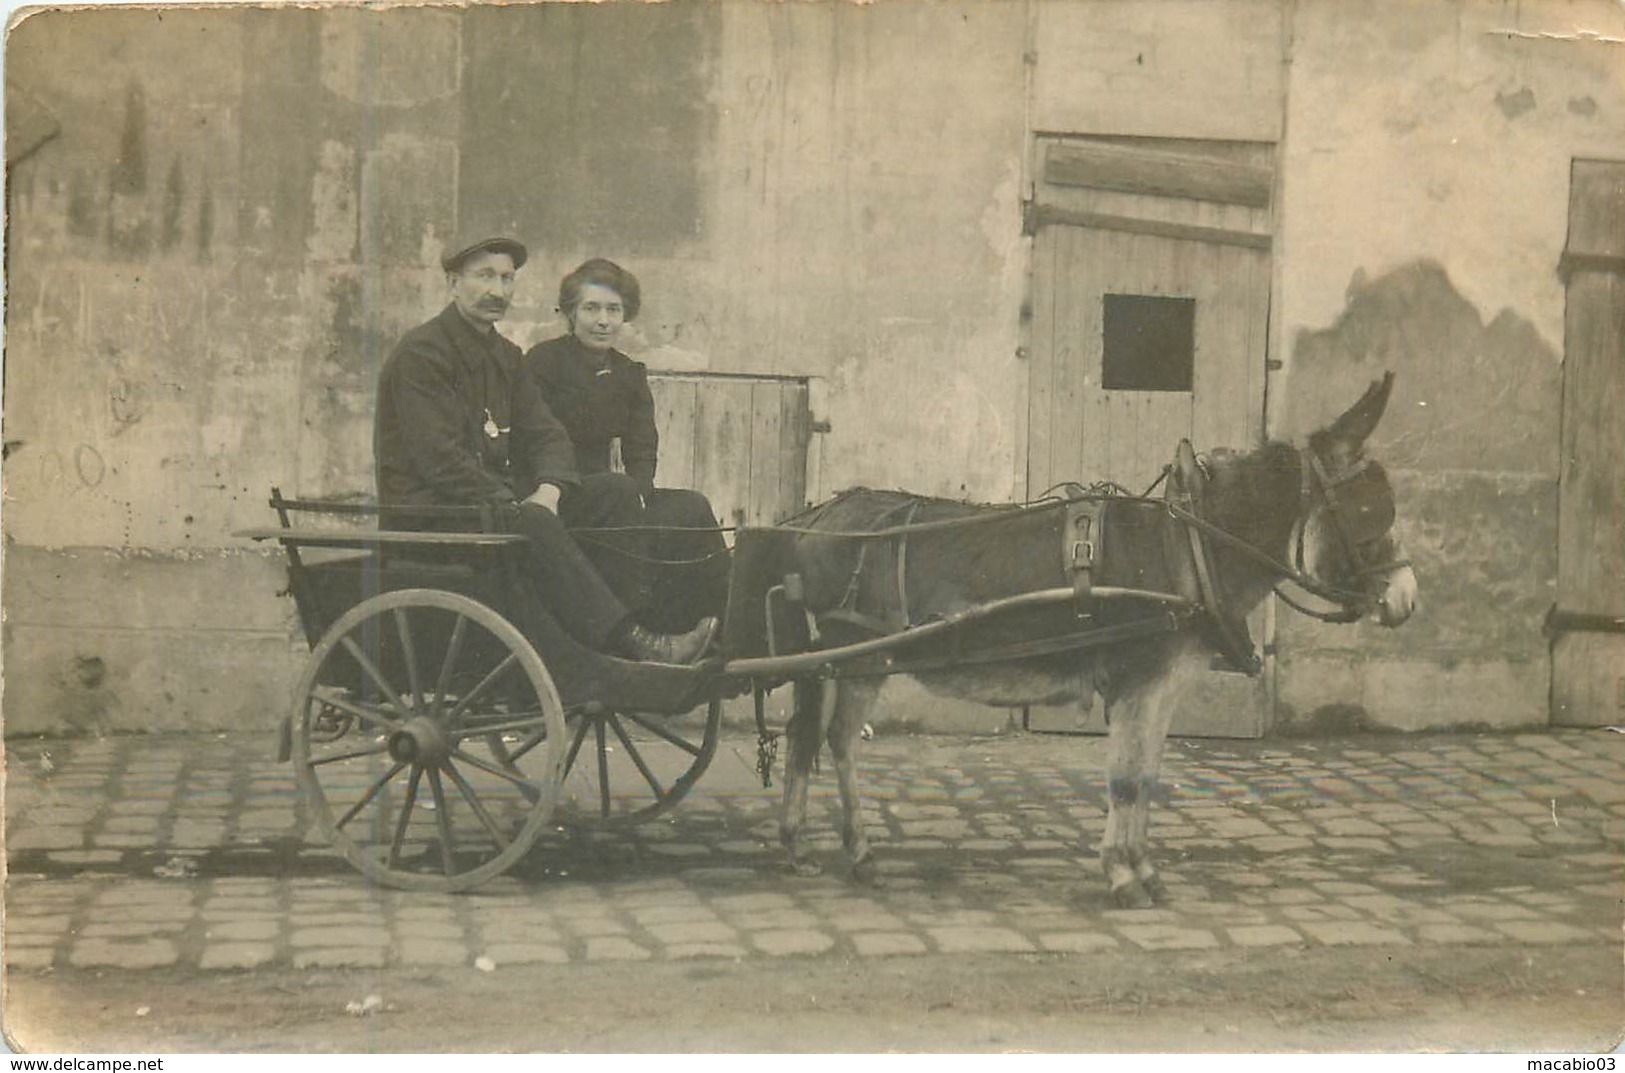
[1167,444,1407,625]
[1166,503,1368,624]
[770,496,1069,540]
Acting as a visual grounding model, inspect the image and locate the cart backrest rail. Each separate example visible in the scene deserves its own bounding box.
[236,527,527,550]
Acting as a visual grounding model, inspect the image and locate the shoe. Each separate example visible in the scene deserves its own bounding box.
[619,616,719,665]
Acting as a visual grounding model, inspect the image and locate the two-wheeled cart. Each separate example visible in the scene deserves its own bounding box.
[244,483,1206,892]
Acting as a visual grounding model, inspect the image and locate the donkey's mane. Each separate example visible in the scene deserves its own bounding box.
[1201,440,1303,556]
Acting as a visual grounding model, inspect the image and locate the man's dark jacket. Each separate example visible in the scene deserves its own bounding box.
[524,334,658,495]
[376,305,579,520]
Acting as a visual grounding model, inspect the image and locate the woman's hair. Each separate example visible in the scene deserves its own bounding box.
[558,258,641,323]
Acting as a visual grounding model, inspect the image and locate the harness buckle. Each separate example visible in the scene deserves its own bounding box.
[1064,501,1104,609]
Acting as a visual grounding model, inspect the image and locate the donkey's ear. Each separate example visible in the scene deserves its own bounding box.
[1323,372,1394,451]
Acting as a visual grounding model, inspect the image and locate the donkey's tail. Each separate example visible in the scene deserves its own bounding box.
[785,677,827,774]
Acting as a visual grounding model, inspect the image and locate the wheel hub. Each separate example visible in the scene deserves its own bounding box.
[388,717,451,767]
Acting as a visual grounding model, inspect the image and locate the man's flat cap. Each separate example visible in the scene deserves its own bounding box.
[441,234,528,273]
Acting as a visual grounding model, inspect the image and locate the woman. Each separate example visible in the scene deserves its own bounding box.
[524,258,728,633]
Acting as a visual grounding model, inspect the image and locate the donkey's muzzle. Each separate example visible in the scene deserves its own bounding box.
[1374,563,1418,627]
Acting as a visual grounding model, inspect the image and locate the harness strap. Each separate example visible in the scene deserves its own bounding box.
[817,608,895,638]
[1165,442,1261,673]
[834,496,922,626]
[1307,450,1361,567]
[895,500,923,627]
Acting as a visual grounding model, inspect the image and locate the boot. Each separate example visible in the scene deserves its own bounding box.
[617,616,719,665]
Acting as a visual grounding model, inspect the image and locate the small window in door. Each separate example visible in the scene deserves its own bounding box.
[1102,294,1195,392]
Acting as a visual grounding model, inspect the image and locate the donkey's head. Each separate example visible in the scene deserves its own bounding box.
[1298,373,1418,627]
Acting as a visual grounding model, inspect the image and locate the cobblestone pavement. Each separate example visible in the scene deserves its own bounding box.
[4,726,1623,974]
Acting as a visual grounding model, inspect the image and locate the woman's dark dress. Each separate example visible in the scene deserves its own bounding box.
[524,334,729,632]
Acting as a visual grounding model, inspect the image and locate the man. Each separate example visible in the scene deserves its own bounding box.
[373,233,716,664]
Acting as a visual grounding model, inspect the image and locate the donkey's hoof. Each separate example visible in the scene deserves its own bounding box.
[1140,873,1169,904]
[1109,880,1155,910]
[850,855,881,886]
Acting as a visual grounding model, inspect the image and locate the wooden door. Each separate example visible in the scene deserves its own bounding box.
[1553,160,1625,726]
[1025,136,1274,738]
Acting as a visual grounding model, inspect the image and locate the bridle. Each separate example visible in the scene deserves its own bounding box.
[1164,445,1407,625]
[1278,448,1408,623]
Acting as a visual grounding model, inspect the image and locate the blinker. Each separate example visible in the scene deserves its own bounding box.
[1337,461,1395,547]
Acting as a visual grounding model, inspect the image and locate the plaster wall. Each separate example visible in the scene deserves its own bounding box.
[5,0,1619,738]
[1031,0,1285,141]
[3,8,478,734]
[1271,0,1625,731]
[2,3,1036,735]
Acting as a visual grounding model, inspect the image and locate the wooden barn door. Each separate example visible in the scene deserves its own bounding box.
[1553,160,1625,726]
[1024,135,1274,738]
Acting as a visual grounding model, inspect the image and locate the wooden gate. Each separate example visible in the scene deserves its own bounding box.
[644,371,813,531]
[1024,135,1275,738]
[1553,159,1625,726]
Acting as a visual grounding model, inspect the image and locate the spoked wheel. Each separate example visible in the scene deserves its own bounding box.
[291,589,567,891]
[550,699,723,827]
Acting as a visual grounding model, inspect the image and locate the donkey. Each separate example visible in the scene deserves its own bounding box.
[774,374,1417,908]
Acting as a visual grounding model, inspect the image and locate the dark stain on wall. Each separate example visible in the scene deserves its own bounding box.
[162,156,186,250]
[1386,472,1556,656]
[66,168,98,237]
[1275,701,1374,737]
[109,83,154,258]
[1495,86,1536,120]
[1282,261,1559,680]
[112,82,147,195]
[53,653,114,734]
[460,3,719,256]
[236,9,321,261]
[197,179,214,259]
[1288,260,1559,475]
[325,270,367,366]
[73,654,107,689]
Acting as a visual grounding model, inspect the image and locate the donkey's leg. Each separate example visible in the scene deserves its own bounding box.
[1126,654,1198,902]
[1101,660,1183,908]
[1125,784,1168,904]
[827,678,883,884]
[780,677,836,877]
